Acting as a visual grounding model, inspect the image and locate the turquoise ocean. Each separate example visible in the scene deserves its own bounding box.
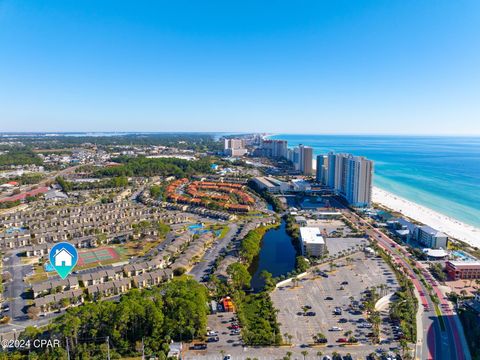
[269,135,480,228]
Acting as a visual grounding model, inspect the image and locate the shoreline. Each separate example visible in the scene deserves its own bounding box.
[372,186,480,249]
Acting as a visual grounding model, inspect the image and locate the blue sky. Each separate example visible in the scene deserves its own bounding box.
[1,0,479,134]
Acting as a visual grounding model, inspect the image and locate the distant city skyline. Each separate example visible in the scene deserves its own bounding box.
[1,1,480,134]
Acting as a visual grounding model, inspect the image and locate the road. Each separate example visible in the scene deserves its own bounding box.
[342,209,470,360]
[0,250,60,335]
[0,164,81,201]
[189,223,238,281]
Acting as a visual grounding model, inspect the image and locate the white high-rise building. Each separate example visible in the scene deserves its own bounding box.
[224,138,247,157]
[345,156,373,207]
[324,152,373,207]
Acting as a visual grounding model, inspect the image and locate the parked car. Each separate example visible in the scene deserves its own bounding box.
[336,338,348,343]
[305,311,316,316]
[329,326,343,331]
[325,296,333,300]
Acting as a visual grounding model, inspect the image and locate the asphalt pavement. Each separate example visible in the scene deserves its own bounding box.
[189,223,238,281]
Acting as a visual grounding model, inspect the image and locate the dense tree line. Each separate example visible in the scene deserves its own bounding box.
[221,224,282,346]
[0,149,43,167]
[239,226,270,263]
[0,200,21,209]
[0,173,43,185]
[95,157,212,178]
[10,278,208,360]
[1,134,223,152]
[236,292,282,346]
[56,176,128,192]
[150,184,167,201]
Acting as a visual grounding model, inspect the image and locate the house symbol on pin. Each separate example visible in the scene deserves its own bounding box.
[53,248,73,267]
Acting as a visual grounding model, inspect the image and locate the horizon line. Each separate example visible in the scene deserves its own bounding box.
[1,131,480,137]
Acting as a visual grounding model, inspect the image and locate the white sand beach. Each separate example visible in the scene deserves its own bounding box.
[372,187,480,249]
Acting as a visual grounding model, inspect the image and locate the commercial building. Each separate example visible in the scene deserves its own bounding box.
[260,139,288,159]
[251,176,289,193]
[446,261,480,280]
[299,227,326,257]
[414,225,448,249]
[224,138,247,157]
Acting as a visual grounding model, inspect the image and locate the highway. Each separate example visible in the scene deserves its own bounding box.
[341,209,470,360]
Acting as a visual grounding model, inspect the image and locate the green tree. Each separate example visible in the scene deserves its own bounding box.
[227,263,252,290]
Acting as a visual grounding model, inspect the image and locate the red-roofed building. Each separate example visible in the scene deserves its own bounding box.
[0,186,49,203]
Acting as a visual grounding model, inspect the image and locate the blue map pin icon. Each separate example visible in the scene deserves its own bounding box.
[49,242,78,279]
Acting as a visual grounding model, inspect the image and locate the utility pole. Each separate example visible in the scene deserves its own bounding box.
[106,336,110,360]
[66,338,71,360]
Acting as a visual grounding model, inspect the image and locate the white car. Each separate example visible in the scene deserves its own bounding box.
[329,326,343,331]
[207,330,218,336]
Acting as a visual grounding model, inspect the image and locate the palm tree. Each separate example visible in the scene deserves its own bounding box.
[301,350,309,360]
[313,332,326,343]
[369,311,381,342]
[285,351,292,359]
[400,338,409,357]
[316,351,323,359]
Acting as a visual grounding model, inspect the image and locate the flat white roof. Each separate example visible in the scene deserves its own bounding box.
[422,248,448,258]
[300,227,325,245]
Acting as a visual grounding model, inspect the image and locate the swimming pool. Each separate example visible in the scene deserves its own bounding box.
[5,227,27,234]
[451,250,477,262]
[44,262,55,272]
[188,224,203,231]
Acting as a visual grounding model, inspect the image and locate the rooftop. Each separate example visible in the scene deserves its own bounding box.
[300,227,325,245]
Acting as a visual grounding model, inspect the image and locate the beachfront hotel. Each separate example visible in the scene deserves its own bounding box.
[323,153,374,207]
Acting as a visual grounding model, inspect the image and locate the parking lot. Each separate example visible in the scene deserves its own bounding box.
[271,252,400,348]
[325,237,368,257]
[184,311,243,358]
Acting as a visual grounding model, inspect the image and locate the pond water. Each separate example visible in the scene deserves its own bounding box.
[250,219,297,291]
